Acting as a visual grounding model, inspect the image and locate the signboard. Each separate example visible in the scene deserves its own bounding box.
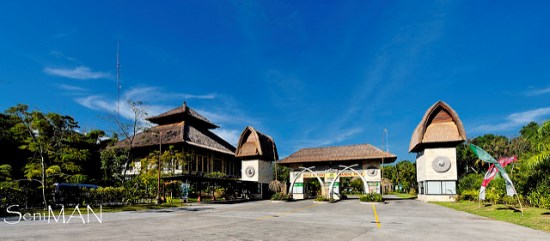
[293,182,303,194]
[181,182,190,201]
[324,172,337,183]
[302,170,365,178]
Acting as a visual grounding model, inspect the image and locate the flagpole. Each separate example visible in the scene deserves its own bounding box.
[511,184,524,216]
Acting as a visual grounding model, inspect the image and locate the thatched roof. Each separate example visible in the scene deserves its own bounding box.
[146,102,218,129]
[117,121,235,155]
[117,103,235,155]
[409,101,466,153]
[235,126,278,161]
[278,144,397,165]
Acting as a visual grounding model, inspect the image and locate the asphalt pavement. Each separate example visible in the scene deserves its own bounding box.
[1,198,548,240]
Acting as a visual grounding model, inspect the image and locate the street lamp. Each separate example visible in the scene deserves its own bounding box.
[153,132,163,204]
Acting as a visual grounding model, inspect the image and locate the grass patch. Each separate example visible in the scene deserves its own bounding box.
[394,193,417,199]
[433,200,550,232]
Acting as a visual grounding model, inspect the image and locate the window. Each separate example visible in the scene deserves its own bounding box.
[197,156,203,172]
[213,159,222,172]
[191,155,196,172]
[425,181,456,195]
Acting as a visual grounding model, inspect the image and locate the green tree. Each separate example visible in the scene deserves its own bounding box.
[456,134,514,178]
[383,161,416,193]
[395,161,416,193]
[7,104,51,208]
[100,145,128,185]
[109,100,148,183]
[0,113,29,179]
[6,104,97,208]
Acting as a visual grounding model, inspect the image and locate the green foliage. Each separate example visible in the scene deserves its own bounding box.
[87,186,128,205]
[271,192,289,200]
[100,147,128,184]
[360,193,383,202]
[314,195,330,202]
[527,183,550,209]
[206,171,227,179]
[349,178,364,193]
[46,165,62,176]
[24,162,42,179]
[455,119,550,208]
[382,160,417,193]
[458,189,479,201]
[0,181,25,215]
[274,164,290,182]
[457,173,483,194]
[0,164,12,180]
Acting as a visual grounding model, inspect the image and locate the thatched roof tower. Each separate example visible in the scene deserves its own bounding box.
[235,126,278,161]
[409,100,466,153]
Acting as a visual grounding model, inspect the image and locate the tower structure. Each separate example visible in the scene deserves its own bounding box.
[410,101,466,202]
[235,126,278,199]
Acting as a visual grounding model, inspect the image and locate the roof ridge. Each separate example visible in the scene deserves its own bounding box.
[298,143,377,151]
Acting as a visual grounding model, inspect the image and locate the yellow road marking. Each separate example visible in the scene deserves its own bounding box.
[256,203,320,220]
[371,204,381,228]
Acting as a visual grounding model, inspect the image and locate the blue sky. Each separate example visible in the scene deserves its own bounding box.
[1,1,549,161]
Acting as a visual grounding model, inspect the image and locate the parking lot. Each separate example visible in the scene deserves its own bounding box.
[1,198,548,240]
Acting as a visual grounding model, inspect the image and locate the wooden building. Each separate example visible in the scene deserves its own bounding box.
[118,102,241,178]
[409,100,466,202]
[279,144,396,200]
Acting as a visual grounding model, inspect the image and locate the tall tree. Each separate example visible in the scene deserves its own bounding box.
[7,104,51,209]
[6,104,95,208]
[106,100,148,183]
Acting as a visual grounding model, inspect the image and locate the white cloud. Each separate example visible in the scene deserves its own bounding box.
[212,129,240,146]
[58,84,88,92]
[75,95,168,122]
[123,87,216,102]
[44,66,112,80]
[525,87,550,96]
[74,87,219,124]
[472,107,550,133]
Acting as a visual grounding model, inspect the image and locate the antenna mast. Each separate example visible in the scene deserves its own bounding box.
[384,128,389,152]
[116,41,121,119]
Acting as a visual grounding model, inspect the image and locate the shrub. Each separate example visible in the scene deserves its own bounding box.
[484,178,506,204]
[527,184,550,209]
[271,192,289,201]
[314,195,330,202]
[458,173,483,194]
[360,193,383,202]
[459,189,479,201]
[205,172,226,179]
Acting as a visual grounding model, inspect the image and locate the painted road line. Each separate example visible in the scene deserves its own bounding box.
[372,204,381,228]
[256,203,320,220]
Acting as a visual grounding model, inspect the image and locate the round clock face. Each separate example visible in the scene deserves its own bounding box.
[245,166,255,178]
[432,156,451,172]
